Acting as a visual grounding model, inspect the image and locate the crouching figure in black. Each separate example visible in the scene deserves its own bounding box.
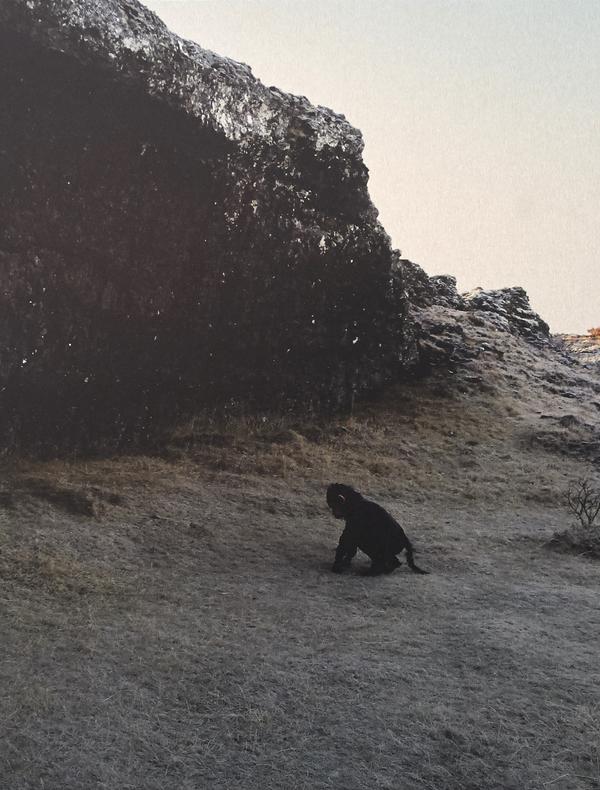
[327,484,428,576]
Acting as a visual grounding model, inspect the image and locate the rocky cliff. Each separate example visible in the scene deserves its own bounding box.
[0,0,555,453]
[0,0,411,450]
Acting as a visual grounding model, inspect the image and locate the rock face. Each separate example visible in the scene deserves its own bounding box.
[0,0,409,450]
[392,258,551,372]
[462,287,550,342]
[0,0,558,453]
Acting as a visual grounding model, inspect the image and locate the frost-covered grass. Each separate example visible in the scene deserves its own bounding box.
[2,326,600,789]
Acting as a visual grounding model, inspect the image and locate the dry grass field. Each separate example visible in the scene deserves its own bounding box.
[1,320,600,790]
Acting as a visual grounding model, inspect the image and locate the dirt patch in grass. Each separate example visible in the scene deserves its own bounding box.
[15,477,125,516]
[0,544,120,595]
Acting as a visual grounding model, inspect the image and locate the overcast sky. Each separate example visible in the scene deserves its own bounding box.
[144,0,599,333]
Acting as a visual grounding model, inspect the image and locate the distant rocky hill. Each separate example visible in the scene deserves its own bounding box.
[557,334,600,366]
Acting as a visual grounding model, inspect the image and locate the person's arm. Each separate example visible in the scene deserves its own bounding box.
[332,526,358,572]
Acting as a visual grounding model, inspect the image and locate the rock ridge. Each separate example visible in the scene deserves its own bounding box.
[392,257,551,372]
[0,0,363,156]
[557,334,600,367]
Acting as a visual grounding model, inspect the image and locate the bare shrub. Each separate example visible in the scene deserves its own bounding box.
[566,479,600,529]
[588,327,600,337]
[550,479,600,557]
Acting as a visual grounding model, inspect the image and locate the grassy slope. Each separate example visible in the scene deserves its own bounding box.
[1,315,600,790]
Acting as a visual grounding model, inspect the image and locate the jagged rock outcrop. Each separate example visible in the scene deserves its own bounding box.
[393,258,551,371]
[395,256,550,344]
[429,276,467,310]
[462,287,550,342]
[392,257,435,308]
[0,0,411,450]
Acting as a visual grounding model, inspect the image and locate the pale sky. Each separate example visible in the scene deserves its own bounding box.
[144,0,599,333]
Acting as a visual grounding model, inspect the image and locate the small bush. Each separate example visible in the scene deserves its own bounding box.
[550,479,600,557]
[588,327,600,337]
[566,479,600,528]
